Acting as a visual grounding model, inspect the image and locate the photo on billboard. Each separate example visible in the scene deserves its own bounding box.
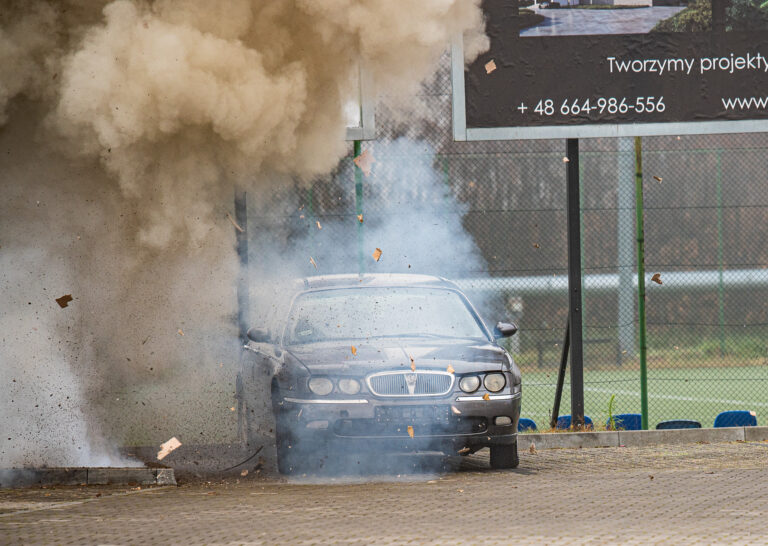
[454,0,768,139]
[513,0,768,37]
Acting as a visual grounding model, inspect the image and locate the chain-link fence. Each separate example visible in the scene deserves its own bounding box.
[247,52,768,430]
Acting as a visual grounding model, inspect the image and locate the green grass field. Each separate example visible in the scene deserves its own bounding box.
[520,364,768,429]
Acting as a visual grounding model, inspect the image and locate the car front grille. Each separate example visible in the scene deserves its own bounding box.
[366,371,454,397]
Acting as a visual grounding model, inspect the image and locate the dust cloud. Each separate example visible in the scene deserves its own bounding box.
[0,1,488,468]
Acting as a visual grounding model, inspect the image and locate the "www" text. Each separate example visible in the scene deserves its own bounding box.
[721,96,768,110]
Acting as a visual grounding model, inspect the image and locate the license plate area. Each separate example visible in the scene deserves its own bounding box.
[375,405,452,424]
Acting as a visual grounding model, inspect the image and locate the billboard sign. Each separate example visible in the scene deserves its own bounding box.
[452,0,768,140]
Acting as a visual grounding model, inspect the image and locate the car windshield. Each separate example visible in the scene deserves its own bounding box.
[284,287,488,345]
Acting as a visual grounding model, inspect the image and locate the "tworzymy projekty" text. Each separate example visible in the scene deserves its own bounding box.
[606,53,768,75]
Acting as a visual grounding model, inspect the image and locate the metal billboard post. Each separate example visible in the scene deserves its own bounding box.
[634,137,649,430]
[566,139,585,429]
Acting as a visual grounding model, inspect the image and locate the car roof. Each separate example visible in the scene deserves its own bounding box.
[300,273,460,292]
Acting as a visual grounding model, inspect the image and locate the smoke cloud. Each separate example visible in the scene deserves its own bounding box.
[0,0,488,469]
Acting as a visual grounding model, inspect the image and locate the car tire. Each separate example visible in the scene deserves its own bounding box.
[490,440,519,469]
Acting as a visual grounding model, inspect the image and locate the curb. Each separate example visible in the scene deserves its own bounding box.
[0,467,176,489]
[516,425,768,450]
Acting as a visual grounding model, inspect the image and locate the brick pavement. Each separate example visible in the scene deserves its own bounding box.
[1,441,767,544]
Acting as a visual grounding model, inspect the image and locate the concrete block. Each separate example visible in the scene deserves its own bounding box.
[619,427,744,447]
[87,467,158,485]
[0,468,88,488]
[517,431,619,450]
[744,426,768,442]
[156,468,177,486]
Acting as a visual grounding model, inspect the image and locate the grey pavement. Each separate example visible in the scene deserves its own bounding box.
[1,441,767,544]
[521,7,685,37]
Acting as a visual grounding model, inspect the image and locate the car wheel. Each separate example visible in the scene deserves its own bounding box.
[490,440,519,469]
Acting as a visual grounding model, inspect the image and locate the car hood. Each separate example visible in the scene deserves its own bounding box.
[283,337,508,375]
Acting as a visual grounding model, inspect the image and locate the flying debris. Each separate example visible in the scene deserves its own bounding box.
[157,437,182,460]
[353,149,375,177]
[226,213,244,233]
[651,273,663,285]
[55,294,73,308]
[485,59,497,74]
[372,248,382,262]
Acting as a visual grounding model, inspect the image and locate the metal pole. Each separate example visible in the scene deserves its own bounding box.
[617,138,636,361]
[566,138,585,429]
[353,140,365,275]
[634,137,649,430]
[716,150,726,356]
[550,320,570,430]
[234,190,250,340]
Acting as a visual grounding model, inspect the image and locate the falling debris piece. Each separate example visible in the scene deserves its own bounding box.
[533,243,540,249]
[357,214,364,223]
[483,393,490,401]
[240,469,249,477]
[447,364,455,374]
[353,149,375,177]
[316,220,322,230]
[563,157,570,163]
[55,294,73,308]
[529,442,537,454]
[653,176,663,183]
[157,437,182,460]
[407,426,414,439]
[226,212,244,233]
[351,346,357,356]
[451,405,462,415]
[651,273,663,285]
[372,248,383,262]
[309,256,317,269]
[458,447,471,455]
[410,356,416,372]
[177,329,184,336]
[484,59,497,74]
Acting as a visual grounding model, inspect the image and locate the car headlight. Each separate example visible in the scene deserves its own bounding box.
[483,373,507,392]
[338,378,361,395]
[484,373,506,393]
[308,377,333,396]
[459,375,481,393]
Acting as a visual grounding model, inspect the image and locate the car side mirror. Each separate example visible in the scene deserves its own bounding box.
[246,326,271,343]
[493,321,518,338]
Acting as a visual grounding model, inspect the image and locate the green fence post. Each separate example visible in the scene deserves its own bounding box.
[353,140,365,275]
[634,137,649,430]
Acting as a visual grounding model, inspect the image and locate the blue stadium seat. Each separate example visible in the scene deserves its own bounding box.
[518,417,537,432]
[656,419,702,430]
[606,413,642,431]
[714,410,757,428]
[556,415,594,430]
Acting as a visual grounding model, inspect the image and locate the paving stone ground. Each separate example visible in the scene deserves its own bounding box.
[1,441,767,544]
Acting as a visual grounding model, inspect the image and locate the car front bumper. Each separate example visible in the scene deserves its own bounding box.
[277,392,521,452]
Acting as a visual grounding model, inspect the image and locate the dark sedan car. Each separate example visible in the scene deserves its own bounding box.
[237,274,521,474]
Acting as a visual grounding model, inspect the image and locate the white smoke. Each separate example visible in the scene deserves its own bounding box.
[0,0,488,468]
